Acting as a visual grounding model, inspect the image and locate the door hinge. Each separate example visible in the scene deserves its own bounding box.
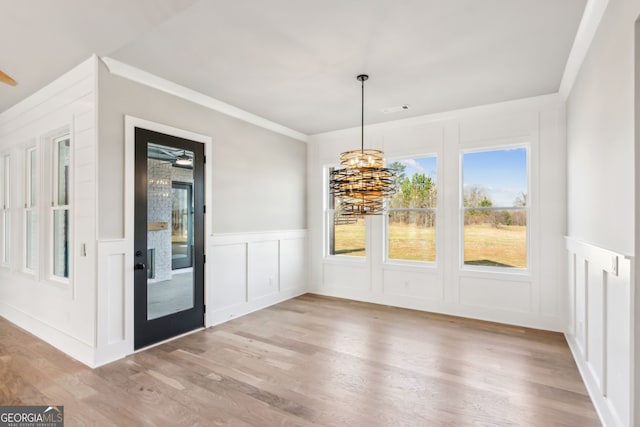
[203,205,206,214]
[203,254,206,263]
[203,304,206,313]
[204,155,206,164]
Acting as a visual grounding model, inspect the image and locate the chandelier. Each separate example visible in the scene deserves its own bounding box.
[329,75,398,216]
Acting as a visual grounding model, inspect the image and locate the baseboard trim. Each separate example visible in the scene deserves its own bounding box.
[0,302,95,367]
[565,333,620,427]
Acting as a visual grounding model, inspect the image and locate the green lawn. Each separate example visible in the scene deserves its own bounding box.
[333,222,526,268]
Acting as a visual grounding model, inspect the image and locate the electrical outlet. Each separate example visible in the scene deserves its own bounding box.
[611,255,618,276]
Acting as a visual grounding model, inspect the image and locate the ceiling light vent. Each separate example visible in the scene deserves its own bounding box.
[382,104,410,114]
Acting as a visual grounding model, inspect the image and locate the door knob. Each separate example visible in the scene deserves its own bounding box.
[135,263,146,270]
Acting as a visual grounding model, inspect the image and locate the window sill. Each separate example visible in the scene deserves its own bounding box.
[323,255,367,265]
[458,266,531,281]
[383,261,438,272]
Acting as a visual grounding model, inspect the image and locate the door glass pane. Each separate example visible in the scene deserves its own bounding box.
[56,138,70,206]
[172,183,193,270]
[147,143,195,320]
[53,209,69,278]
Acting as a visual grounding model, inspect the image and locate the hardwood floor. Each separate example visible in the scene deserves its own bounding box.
[0,294,600,426]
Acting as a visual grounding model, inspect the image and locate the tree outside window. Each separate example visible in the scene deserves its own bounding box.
[387,157,437,263]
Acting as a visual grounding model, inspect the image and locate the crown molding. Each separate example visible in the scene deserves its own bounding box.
[101,57,308,143]
[558,0,609,99]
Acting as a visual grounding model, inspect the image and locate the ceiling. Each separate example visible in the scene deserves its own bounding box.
[1,0,587,135]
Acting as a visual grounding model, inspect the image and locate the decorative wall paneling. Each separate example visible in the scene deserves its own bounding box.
[0,56,99,366]
[208,230,307,326]
[308,94,566,332]
[565,237,633,427]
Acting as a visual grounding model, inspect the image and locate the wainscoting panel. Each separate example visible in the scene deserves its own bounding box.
[95,239,133,367]
[322,261,370,292]
[382,268,442,301]
[459,276,531,313]
[280,237,306,291]
[574,255,588,354]
[107,253,126,344]
[248,240,280,300]
[586,266,605,390]
[208,230,307,326]
[209,243,247,309]
[565,237,632,427]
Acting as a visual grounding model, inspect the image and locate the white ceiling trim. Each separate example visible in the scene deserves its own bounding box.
[311,93,563,140]
[101,57,308,143]
[559,0,609,99]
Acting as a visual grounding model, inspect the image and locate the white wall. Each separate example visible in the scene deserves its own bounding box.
[0,56,309,368]
[567,0,636,256]
[97,61,307,238]
[565,0,640,425]
[0,56,98,366]
[308,94,567,331]
[94,61,309,365]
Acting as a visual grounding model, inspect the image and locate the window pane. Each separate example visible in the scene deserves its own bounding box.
[462,148,528,269]
[328,185,366,257]
[57,138,70,206]
[388,158,437,209]
[386,157,437,263]
[463,148,527,207]
[26,210,37,270]
[3,155,9,208]
[330,212,365,257]
[464,209,527,268]
[29,149,37,207]
[388,210,435,262]
[53,209,69,278]
[2,212,9,264]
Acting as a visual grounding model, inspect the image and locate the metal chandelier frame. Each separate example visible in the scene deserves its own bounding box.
[329,74,398,216]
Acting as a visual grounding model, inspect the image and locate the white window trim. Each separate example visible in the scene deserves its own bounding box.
[459,144,531,274]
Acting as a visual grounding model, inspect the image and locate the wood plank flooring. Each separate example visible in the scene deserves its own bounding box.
[0,294,600,426]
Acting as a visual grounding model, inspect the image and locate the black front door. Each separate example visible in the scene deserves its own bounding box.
[134,127,205,349]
